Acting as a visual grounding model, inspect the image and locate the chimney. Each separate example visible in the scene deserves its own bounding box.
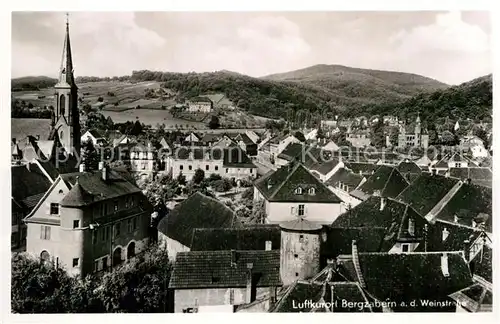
[230,250,237,267]
[358,170,362,175]
[26,163,30,171]
[440,253,450,277]
[379,197,386,211]
[102,165,108,181]
[98,161,104,170]
[246,263,254,304]
[79,163,86,172]
[463,240,470,262]
[442,228,450,242]
[265,240,272,251]
[269,286,277,308]
[423,224,428,252]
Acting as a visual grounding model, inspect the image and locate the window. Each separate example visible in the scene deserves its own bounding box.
[133,217,138,230]
[50,203,59,215]
[125,197,129,208]
[58,189,64,194]
[250,169,253,174]
[295,273,299,277]
[102,257,108,271]
[188,165,192,171]
[294,254,298,259]
[226,168,229,173]
[408,218,415,236]
[114,223,121,237]
[101,203,106,216]
[402,244,409,253]
[298,204,305,217]
[127,219,133,233]
[180,165,184,170]
[299,234,304,243]
[40,225,51,240]
[94,260,99,272]
[206,165,209,171]
[105,226,110,240]
[73,220,80,229]
[308,187,316,195]
[114,200,119,212]
[72,258,79,267]
[295,187,303,195]
[215,166,219,171]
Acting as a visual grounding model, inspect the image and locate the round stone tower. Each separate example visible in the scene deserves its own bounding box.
[279,218,322,286]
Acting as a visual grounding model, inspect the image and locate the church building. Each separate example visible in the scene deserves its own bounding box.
[397,114,429,149]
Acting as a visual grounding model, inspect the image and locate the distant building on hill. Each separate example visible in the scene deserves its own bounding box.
[187,97,213,113]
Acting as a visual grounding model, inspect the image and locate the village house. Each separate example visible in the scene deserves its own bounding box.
[253,162,343,224]
[383,115,399,126]
[349,165,409,201]
[346,129,371,148]
[81,129,106,147]
[169,250,281,313]
[157,192,241,261]
[11,162,55,251]
[234,133,258,157]
[24,164,153,278]
[167,145,257,181]
[325,167,366,210]
[187,97,213,113]
[268,134,301,159]
[128,141,157,177]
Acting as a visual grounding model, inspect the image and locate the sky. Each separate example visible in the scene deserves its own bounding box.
[11,11,492,85]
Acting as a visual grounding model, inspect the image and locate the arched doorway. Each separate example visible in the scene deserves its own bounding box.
[40,250,50,265]
[127,242,136,260]
[113,247,123,267]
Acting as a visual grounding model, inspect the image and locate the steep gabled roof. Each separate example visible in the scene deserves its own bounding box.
[157,192,241,246]
[397,160,422,174]
[325,167,364,190]
[434,184,492,232]
[350,166,409,200]
[448,167,492,188]
[337,252,473,311]
[190,225,281,251]
[396,173,460,217]
[223,146,256,168]
[254,163,341,203]
[59,170,141,207]
[331,197,425,250]
[11,163,52,210]
[344,162,380,176]
[321,227,387,259]
[169,250,281,289]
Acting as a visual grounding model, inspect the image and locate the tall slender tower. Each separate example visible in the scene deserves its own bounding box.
[53,13,80,157]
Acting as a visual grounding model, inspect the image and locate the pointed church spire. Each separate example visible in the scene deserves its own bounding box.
[58,12,76,88]
[416,112,421,124]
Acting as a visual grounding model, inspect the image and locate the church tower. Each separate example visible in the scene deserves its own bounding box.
[414,113,421,135]
[52,14,80,157]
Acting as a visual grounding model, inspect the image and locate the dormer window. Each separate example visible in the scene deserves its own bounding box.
[308,187,316,195]
[295,187,303,195]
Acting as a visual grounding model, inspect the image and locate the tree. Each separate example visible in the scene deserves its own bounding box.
[389,128,400,147]
[81,139,100,171]
[130,120,144,136]
[95,246,172,313]
[208,115,220,129]
[192,168,205,185]
[473,126,489,146]
[212,178,233,192]
[370,119,385,148]
[176,172,187,186]
[249,200,266,224]
[441,130,456,146]
[427,123,439,145]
